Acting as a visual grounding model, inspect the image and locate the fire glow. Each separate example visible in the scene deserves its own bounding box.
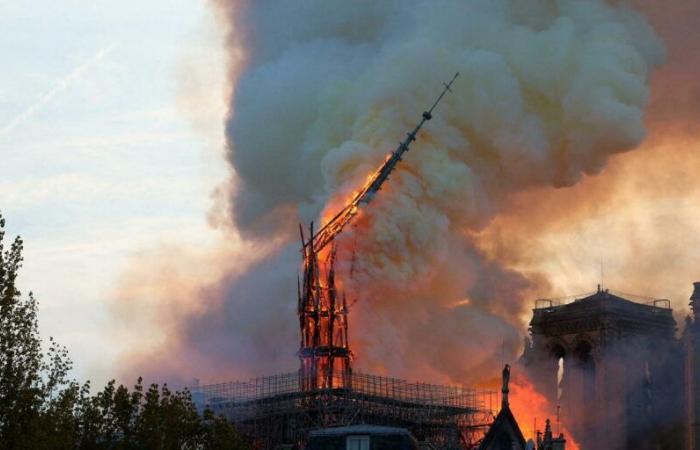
[509,376,581,450]
[206,0,667,389]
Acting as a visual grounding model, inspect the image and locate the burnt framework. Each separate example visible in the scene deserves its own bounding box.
[193,371,496,450]
[297,232,352,391]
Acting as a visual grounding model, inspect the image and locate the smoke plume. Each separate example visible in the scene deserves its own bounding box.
[116,0,673,388]
[210,0,662,382]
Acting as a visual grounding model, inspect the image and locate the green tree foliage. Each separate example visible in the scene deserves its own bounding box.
[0,213,79,449]
[74,378,248,450]
[0,214,250,450]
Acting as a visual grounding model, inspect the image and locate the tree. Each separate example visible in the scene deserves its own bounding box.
[201,409,249,450]
[0,213,80,449]
[0,213,250,449]
[73,378,249,450]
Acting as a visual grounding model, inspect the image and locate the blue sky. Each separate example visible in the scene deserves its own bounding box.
[1,0,227,384]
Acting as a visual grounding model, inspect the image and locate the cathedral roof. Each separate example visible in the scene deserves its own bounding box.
[478,404,527,450]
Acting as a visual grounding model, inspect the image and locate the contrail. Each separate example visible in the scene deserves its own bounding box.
[0,45,116,137]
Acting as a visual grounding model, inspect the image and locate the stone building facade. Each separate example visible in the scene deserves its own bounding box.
[522,286,689,450]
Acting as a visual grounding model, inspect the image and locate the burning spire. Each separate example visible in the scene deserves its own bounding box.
[297,75,458,390]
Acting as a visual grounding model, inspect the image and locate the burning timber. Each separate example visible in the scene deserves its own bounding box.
[297,72,460,393]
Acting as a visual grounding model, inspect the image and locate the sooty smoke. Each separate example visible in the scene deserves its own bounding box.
[115,0,667,386]
[207,0,664,383]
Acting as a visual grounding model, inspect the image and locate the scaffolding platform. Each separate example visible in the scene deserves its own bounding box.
[191,371,496,450]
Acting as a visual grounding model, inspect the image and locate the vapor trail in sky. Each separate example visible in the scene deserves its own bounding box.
[0,45,115,138]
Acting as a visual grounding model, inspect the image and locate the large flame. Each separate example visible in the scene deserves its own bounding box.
[510,376,581,450]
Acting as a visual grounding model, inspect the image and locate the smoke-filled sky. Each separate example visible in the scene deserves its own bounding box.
[2,0,699,388]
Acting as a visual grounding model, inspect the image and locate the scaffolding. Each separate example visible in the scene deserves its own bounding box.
[534,288,672,310]
[192,371,496,450]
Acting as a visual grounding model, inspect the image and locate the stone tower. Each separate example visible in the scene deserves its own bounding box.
[683,282,700,449]
[522,288,683,450]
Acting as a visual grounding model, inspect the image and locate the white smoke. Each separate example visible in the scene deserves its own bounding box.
[195,0,664,383]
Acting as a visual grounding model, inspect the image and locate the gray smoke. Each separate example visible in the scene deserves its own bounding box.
[177,0,664,383]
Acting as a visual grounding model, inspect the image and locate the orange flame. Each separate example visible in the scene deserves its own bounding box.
[316,156,390,281]
[314,153,583,449]
[509,376,581,450]
[320,156,389,226]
